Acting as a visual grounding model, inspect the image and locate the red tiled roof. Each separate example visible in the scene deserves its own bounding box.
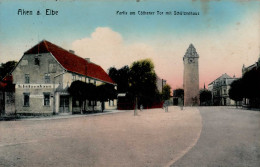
[24,40,115,84]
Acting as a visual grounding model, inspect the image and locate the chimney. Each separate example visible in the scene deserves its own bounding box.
[69,50,75,54]
[85,58,90,63]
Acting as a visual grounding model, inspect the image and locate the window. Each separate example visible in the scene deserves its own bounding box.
[90,101,97,106]
[45,73,50,83]
[72,74,76,81]
[35,56,40,65]
[23,93,30,107]
[49,63,56,73]
[79,76,82,81]
[43,93,50,106]
[109,100,114,106]
[94,80,96,85]
[25,74,30,83]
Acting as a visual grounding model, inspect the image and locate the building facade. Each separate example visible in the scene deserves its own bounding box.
[183,44,199,106]
[9,40,116,115]
[156,76,166,93]
[208,73,237,106]
[242,56,260,75]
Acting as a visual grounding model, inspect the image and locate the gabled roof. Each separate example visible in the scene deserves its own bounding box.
[24,40,115,84]
[208,73,233,85]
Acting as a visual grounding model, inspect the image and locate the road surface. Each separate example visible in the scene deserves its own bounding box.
[171,107,260,167]
[0,106,259,167]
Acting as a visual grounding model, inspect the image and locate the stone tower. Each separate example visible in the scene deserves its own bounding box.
[183,44,199,106]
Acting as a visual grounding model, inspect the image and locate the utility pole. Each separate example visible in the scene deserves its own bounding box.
[134,96,138,116]
[162,79,166,92]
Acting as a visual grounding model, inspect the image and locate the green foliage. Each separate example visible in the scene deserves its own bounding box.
[161,84,171,101]
[96,84,117,102]
[173,88,184,98]
[229,78,243,102]
[68,81,96,110]
[229,68,260,107]
[199,89,212,106]
[96,83,117,112]
[109,59,164,108]
[108,66,130,93]
[129,59,160,107]
[0,61,17,80]
[242,68,260,99]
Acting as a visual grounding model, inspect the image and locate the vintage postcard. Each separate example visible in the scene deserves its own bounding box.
[0,0,259,166]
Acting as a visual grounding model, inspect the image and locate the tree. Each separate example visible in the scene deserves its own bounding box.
[173,88,184,98]
[241,68,260,107]
[129,59,160,108]
[173,88,184,106]
[68,81,87,113]
[68,81,96,113]
[0,61,17,80]
[84,83,97,111]
[199,89,212,106]
[96,83,117,112]
[229,78,243,107]
[108,66,130,93]
[228,67,260,108]
[161,84,171,101]
[242,68,260,99]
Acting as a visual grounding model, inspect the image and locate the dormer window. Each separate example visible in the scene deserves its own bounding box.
[35,56,40,65]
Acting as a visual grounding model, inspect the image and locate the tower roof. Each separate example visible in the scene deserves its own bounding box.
[184,43,199,58]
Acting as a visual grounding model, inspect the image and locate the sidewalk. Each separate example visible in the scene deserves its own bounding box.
[0,109,129,121]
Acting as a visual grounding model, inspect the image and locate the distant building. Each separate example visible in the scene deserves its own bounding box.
[156,76,166,93]
[242,56,260,75]
[7,40,116,115]
[208,73,238,106]
[183,44,199,106]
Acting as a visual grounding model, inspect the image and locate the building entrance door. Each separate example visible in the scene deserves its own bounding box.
[59,95,69,113]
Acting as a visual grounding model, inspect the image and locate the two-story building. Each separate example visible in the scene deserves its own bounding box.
[208,73,238,106]
[9,40,116,115]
